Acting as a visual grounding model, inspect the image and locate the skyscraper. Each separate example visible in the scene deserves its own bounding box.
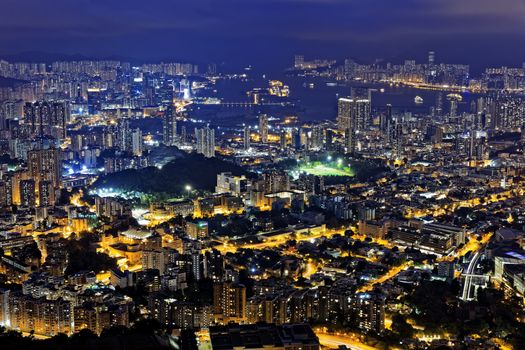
[259,114,269,143]
[195,126,215,158]
[23,101,69,139]
[117,119,131,152]
[325,129,334,150]
[337,97,371,132]
[243,126,251,150]
[131,128,143,156]
[345,128,356,154]
[428,51,436,65]
[27,147,61,206]
[181,125,187,143]
[163,106,177,146]
[28,148,61,189]
[280,130,287,150]
[294,55,305,69]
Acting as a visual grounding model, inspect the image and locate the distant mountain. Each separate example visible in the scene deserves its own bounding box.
[0,76,27,87]
[0,51,133,63]
[0,51,201,65]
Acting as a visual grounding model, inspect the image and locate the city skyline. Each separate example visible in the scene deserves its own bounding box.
[1,2,525,350]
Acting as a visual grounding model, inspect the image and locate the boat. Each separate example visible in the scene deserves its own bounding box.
[414,96,424,104]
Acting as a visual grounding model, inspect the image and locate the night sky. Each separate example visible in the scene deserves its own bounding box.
[1,0,525,72]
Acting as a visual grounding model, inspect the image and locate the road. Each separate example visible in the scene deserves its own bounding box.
[316,333,378,350]
[358,261,413,293]
[461,250,483,301]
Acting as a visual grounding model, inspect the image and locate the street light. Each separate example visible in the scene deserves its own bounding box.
[185,185,192,198]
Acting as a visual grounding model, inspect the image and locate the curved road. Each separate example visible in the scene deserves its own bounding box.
[461,250,483,301]
[317,333,378,350]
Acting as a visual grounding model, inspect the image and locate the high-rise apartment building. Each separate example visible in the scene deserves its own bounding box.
[163,106,178,146]
[350,293,385,334]
[213,282,246,324]
[243,126,251,150]
[259,114,269,144]
[27,148,61,189]
[23,101,69,139]
[337,97,371,132]
[195,126,215,158]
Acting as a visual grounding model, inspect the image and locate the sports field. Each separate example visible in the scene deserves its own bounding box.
[299,163,354,177]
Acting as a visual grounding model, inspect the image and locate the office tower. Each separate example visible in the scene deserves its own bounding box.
[163,106,177,146]
[428,51,435,65]
[294,55,305,69]
[259,114,269,143]
[351,293,385,334]
[20,179,36,207]
[131,128,143,156]
[27,148,61,190]
[337,97,371,132]
[213,282,246,324]
[195,126,215,158]
[23,101,69,139]
[243,126,251,150]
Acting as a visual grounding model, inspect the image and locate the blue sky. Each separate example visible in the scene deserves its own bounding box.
[1,0,525,71]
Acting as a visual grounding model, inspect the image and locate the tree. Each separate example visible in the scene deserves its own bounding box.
[391,314,414,339]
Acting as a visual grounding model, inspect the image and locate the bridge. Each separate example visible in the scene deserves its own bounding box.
[194,101,288,108]
[461,250,490,301]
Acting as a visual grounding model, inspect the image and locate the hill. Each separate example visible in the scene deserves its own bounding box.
[93,154,252,195]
